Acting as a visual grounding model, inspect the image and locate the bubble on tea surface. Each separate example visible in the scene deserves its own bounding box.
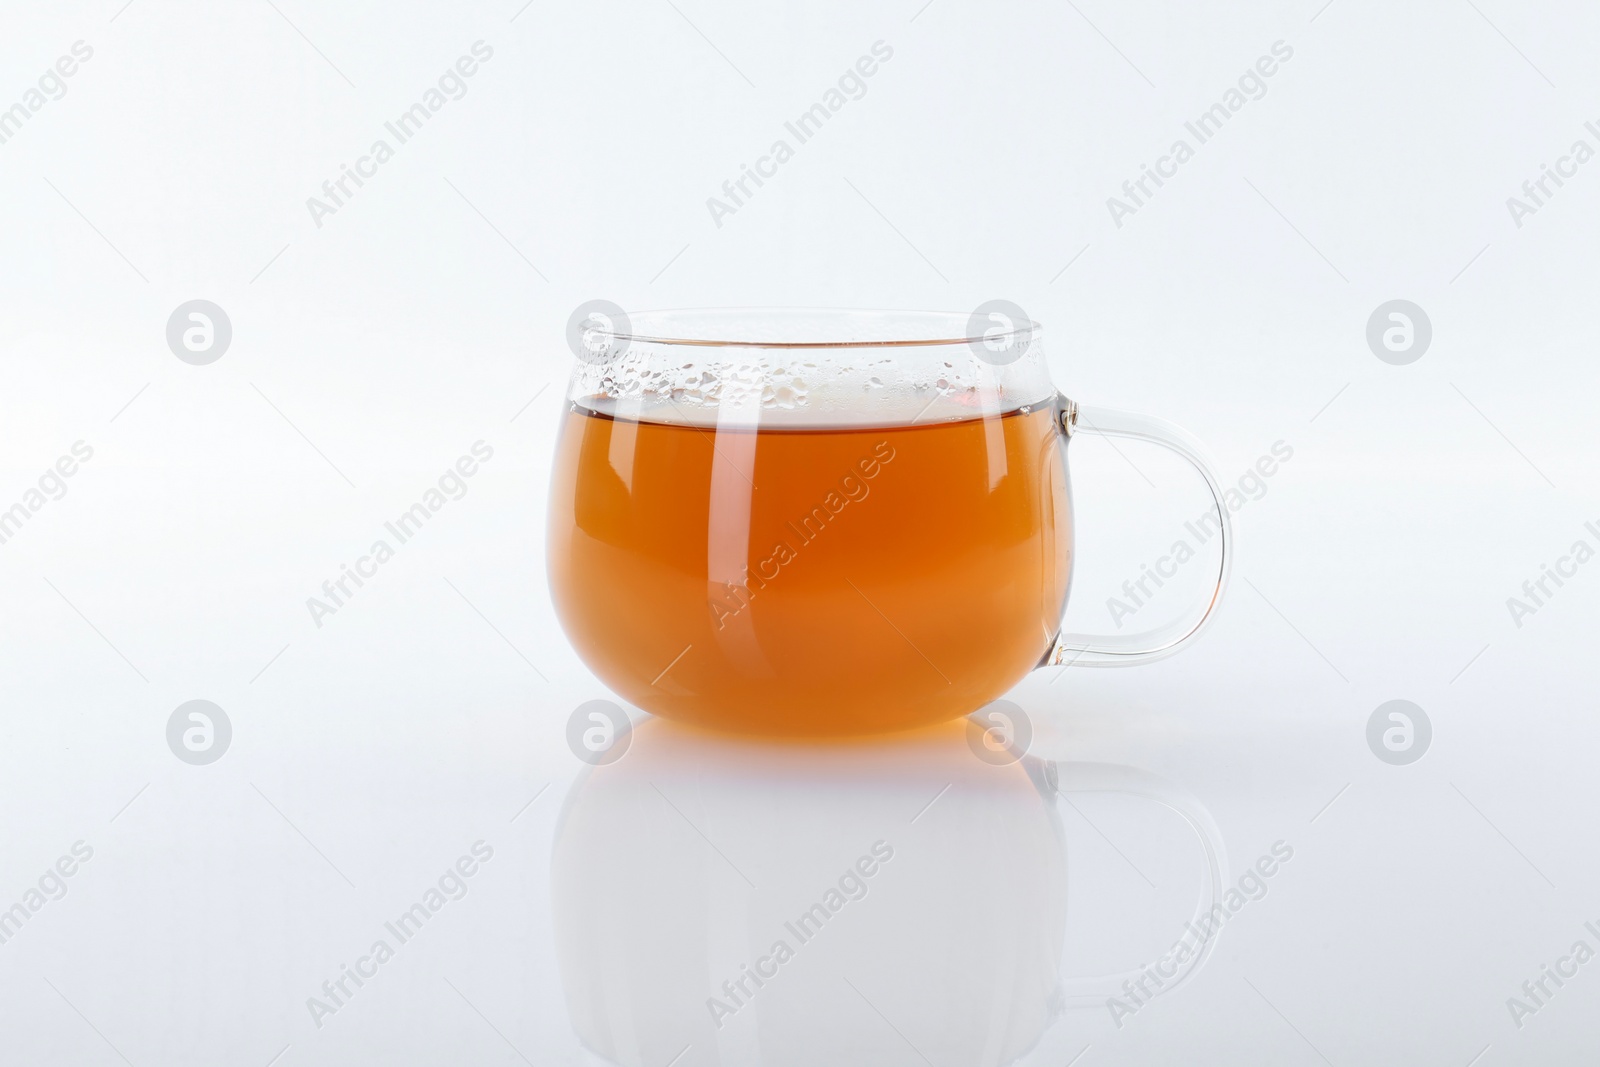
[573,308,1058,429]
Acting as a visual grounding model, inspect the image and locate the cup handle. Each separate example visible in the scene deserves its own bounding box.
[1042,395,1233,668]
[1023,758,1228,1008]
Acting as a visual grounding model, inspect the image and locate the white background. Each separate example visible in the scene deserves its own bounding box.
[1,0,1597,1063]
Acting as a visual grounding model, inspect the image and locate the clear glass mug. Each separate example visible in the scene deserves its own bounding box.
[548,308,1232,736]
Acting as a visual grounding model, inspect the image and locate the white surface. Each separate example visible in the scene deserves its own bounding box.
[1,0,1597,1064]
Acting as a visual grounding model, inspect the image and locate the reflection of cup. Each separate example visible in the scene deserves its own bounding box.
[552,718,1225,1066]
[547,308,1234,736]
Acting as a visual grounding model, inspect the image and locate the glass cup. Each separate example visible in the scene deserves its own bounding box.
[548,308,1232,736]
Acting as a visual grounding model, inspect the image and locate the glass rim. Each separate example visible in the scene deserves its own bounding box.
[596,306,1041,350]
